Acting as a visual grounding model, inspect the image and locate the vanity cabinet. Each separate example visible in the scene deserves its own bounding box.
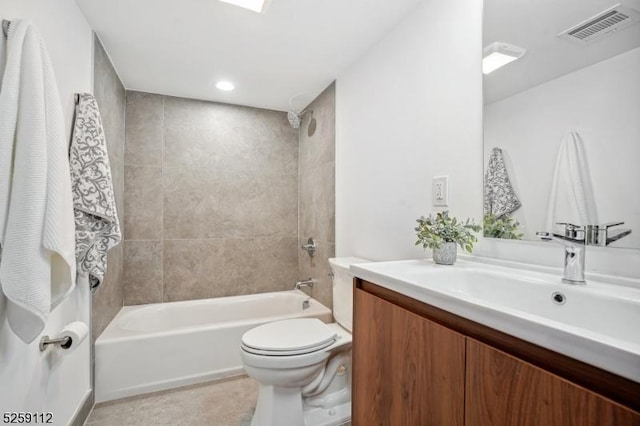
[352,286,465,425]
[352,279,640,426]
[466,340,639,426]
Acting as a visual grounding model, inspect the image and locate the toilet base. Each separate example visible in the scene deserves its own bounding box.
[304,401,350,426]
[251,385,304,426]
[250,384,351,426]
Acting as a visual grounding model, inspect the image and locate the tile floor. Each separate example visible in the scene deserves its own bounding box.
[85,376,258,426]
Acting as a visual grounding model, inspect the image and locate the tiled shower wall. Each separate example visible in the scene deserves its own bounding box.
[298,83,336,309]
[92,36,125,340]
[123,93,299,304]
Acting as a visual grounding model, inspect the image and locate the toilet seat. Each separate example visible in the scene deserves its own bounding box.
[242,318,337,356]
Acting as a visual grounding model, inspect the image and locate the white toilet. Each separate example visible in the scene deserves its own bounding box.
[240,257,368,426]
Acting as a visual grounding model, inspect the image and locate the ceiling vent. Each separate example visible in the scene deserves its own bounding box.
[559,4,640,44]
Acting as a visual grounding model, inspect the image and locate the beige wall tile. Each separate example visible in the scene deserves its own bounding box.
[223,237,298,294]
[125,92,163,166]
[122,93,304,306]
[111,158,125,227]
[92,244,123,341]
[94,38,125,166]
[163,167,297,240]
[123,241,163,305]
[163,96,297,175]
[163,239,225,301]
[297,83,336,310]
[124,165,162,240]
[298,82,335,170]
[298,83,335,246]
[164,237,297,302]
[299,161,335,244]
[298,240,335,310]
[92,36,125,340]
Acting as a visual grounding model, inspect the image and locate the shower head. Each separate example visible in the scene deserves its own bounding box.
[287,109,312,129]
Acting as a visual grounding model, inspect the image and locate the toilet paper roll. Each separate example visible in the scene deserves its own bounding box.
[58,321,89,353]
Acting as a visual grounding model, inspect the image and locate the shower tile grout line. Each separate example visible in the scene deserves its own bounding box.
[161,94,165,304]
[121,88,127,312]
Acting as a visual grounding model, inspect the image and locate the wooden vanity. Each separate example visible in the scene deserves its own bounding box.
[352,278,640,426]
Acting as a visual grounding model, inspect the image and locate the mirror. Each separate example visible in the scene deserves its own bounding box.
[482,0,640,249]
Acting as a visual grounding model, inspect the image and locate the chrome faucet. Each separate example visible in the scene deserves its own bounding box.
[295,278,314,290]
[537,223,586,284]
[536,219,633,284]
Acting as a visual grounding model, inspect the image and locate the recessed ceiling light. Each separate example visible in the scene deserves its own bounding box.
[216,81,235,91]
[483,42,526,74]
[218,0,270,14]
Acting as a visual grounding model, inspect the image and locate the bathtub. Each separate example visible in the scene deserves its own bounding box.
[95,290,332,403]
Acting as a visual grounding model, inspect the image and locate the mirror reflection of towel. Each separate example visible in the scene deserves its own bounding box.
[545,132,598,233]
[484,147,522,218]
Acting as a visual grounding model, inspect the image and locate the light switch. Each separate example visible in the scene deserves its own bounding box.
[432,176,448,206]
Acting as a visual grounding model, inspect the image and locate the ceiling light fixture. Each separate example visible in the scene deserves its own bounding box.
[216,81,235,91]
[482,42,526,75]
[218,0,270,14]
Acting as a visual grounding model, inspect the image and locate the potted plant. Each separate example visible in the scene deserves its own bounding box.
[482,213,524,240]
[415,210,482,265]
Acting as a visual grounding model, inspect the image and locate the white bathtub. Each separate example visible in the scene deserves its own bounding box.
[95,290,332,403]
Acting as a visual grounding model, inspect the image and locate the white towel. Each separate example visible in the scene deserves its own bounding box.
[70,93,121,290]
[545,132,598,234]
[0,20,76,343]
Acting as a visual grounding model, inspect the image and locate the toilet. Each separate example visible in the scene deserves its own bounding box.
[240,257,369,426]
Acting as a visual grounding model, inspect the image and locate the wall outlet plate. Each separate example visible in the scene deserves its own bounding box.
[433,176,449,206]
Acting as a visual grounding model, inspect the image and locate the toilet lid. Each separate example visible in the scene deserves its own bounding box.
[241,318,337,355]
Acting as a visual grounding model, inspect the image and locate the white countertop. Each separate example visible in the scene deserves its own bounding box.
[350,256,640,383]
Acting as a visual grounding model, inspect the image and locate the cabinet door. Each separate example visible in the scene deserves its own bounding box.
[465,339,640,426]
[352,288,465,426]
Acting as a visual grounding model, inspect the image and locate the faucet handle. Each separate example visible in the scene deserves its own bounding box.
[598,221,625,229]
[536,231,567,243]
[554,222,586,240]
[536,231,554,240]
[301,238,316,257]
[555,222,585,230]
[536,231,584,246]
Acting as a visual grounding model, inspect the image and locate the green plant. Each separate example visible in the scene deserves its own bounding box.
[483,213,524,240]
[415,210,482,253]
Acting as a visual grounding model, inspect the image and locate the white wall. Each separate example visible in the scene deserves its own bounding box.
[336,0,484,261]
[484,48,640,249]
[0,1,93,423]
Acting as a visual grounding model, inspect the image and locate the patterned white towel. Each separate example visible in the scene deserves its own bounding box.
[70,93,121,290]
[484,147,522,218]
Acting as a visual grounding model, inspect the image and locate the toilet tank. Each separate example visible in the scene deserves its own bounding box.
[329,257,370,333]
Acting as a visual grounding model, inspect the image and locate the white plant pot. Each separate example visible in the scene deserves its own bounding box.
[433,242,457,265]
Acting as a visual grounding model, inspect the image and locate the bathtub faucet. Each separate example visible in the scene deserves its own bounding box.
[295,278,314,290]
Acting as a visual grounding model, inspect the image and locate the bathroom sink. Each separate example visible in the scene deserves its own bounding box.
[351,258,640,382]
